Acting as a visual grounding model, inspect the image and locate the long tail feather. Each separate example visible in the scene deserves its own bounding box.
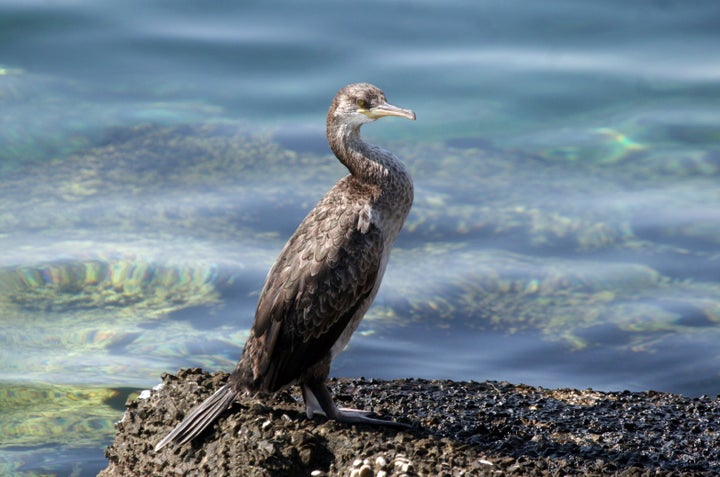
[154,383,238,451]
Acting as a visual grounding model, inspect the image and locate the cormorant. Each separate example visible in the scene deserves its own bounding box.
[155,83,415,450]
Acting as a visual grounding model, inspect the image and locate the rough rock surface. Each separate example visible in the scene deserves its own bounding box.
[100,369,720,476]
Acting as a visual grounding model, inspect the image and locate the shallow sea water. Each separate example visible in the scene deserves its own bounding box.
[1,0,720,474]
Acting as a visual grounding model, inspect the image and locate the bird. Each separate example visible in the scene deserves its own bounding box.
[155,83,416,451]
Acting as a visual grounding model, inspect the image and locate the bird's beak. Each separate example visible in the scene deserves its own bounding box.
[364,101,416,121]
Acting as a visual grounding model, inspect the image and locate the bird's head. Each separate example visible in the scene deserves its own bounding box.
[329,83,416,127]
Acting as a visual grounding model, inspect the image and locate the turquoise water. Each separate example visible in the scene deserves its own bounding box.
[2,0,720,474]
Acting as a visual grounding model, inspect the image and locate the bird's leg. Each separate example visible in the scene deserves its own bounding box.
[301,383,326,418]
[302,381,410,429]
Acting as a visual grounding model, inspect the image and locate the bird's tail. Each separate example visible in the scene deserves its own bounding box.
[154,383,239,451]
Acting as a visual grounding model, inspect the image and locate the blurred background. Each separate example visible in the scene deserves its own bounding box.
[1,0,719,474]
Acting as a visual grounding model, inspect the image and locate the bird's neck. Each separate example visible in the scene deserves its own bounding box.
[327,122,401,186]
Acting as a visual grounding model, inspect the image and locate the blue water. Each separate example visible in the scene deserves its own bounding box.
[1,0,720,474]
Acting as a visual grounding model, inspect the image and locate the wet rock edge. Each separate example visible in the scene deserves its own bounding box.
[99,368,720,476]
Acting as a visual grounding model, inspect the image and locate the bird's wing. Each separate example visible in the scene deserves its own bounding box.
[248,190,384,391]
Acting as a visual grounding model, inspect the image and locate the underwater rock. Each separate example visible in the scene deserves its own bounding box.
[0,254,245,393]
[0,258,227,316]
[0,124,339,244]
[100,369,720,476]
[376,247,716,351]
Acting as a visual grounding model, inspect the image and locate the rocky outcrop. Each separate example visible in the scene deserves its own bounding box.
[100,369,720,476]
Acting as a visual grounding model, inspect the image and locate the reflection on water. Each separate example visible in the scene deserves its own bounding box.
[2,0,720,474]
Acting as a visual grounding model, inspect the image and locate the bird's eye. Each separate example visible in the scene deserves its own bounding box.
[357,99,367,108]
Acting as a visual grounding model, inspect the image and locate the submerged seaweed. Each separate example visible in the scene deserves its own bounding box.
[0,382,121,448]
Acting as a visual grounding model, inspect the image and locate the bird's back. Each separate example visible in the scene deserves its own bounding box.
[231,176,390,392]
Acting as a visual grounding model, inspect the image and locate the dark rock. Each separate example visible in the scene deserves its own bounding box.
[100,369,720,476]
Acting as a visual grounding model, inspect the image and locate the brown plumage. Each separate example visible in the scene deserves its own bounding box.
[155,83,415,450]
